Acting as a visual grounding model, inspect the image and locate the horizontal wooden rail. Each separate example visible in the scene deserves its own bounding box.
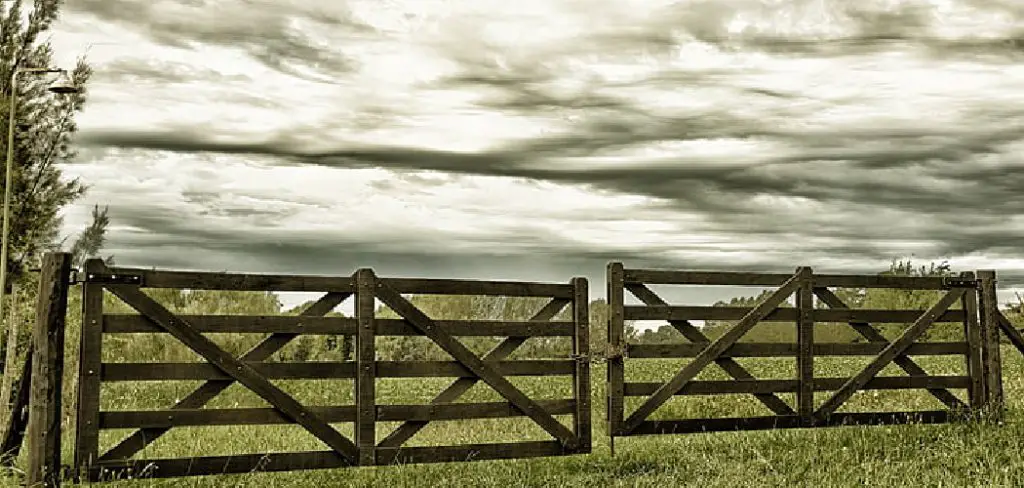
[99,399,577,428]
[623,269,953,289]
[378,278,573,298]
[102,315,575,336]
[623,411,955,436]
[90,441,570,480]
[101,360,576,381]
[623,375,969,395]
[626,342,969,358]
[623,306,967,323]
[105,267,356,292]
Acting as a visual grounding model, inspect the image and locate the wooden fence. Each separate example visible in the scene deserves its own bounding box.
[606,263,1004,443]
[70,259,590,481]
[7,254,1024,485]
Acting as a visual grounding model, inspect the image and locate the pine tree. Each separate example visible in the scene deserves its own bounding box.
[1,0,94,289]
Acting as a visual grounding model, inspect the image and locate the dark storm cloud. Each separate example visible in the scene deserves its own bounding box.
[107,203,1024,298]
[67,0,371,82]
[66,0,1024,290]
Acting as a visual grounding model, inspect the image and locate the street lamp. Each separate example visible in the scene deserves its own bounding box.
[0,67,80,334]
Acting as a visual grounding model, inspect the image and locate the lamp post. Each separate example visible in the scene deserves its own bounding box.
[0,68,79,342]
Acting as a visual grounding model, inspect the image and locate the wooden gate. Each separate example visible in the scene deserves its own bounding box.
[606,263,1002,441]
[73,260,590,481]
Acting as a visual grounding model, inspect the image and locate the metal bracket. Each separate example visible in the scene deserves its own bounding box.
[942,277,977,289]
[79,272,143,285]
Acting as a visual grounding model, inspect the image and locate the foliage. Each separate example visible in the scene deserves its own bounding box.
[0,0,94,288]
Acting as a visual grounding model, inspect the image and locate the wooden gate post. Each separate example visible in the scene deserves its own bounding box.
[354,269,377,466]
[795,267,814,425]
[26,252,72,487]
[977,270,1003,418]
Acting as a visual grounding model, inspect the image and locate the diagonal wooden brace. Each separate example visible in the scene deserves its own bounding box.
[625,283,794,416]
[101,287,352,462]
[620,271,803,434]
[378,298,570,448]
[814,288,965,420]
[813,287,966,411]
[374,282,578,449]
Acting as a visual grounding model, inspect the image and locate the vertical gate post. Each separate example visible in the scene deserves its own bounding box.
[26,252,72,487]
[977,270,1003,418]
[354,268,377,466]
[960,272,986,412]
[605,263,624,452]
[795,267,814,425]
[73,259,103,481]
[570,277,591,452]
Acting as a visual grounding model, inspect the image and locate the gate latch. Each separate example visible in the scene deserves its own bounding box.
[941,277,977,289]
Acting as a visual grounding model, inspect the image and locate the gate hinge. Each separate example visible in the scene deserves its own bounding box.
[77,272,144,285]
[942,277,977,289]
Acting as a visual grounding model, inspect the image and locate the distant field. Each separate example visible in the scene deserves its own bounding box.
[6,346,1024,487]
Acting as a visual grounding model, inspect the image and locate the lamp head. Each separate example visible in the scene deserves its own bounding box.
[47,72,79,95]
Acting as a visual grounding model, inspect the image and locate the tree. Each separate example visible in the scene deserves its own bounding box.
[1,0,93,289]
[66,204,114,270]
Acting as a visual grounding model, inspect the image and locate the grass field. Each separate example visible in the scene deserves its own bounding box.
[5,344,1024,487]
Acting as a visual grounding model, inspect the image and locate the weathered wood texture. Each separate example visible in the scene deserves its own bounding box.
[26,252,72,487]
[977,270,1003,416]
[0,347,31,464]
[609,263,988,439]
[72,261,588,481]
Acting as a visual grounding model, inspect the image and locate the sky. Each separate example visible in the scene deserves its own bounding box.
[44,0,1024,311]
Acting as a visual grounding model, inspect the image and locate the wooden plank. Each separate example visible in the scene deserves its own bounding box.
[101,284,358,464]
[996,312,1024,357]
[571,277,591,452]
[606,263,625,440]
[99,399,577,428]
[74,259,105,478]
[378,277,573,298]
[961,273,986,410]
[626,342,969,358]
[623,269,951,289]
[103,266,355,292]
[624,283,793,416]
[103,315,575,336]
[376,440,566,465]
[796,267,814,422]
[377,298,569,448]
[623,306,966,323]
[624,410,953,436]
[374,281,578,449]
[355,269,376,465]
[977,270,1003,415]
[814,288,965,419]
[813,287,967,411]
[0,349,30,464]
[621,271,802,434]
[100,290,350,461]
[90,441,568,480]
[26,252,72,487]
[101,360,576,381]
[623,375,971,395]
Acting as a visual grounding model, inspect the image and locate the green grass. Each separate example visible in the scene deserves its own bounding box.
[6,347,1024,487]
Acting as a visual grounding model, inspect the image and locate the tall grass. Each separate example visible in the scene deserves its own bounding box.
[0,347,1018,487]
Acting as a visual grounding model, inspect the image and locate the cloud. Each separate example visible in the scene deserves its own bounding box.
[54,0,1024,302]
[66,0,373,82]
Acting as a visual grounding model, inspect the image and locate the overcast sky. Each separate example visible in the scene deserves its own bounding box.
[46,0,1024,310]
